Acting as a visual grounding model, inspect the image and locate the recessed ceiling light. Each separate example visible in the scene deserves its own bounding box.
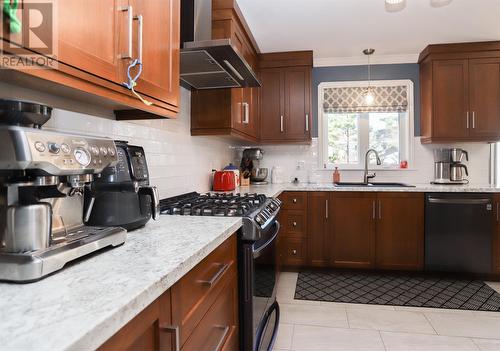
[385,0,406,12]
[430,0,453,8]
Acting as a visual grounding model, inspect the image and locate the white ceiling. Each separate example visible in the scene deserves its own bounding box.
[237,0,500,66]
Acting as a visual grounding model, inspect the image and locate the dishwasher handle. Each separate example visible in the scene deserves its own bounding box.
[427,197,491,205]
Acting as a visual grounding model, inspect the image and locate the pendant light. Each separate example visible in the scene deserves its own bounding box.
[363,49,375,106]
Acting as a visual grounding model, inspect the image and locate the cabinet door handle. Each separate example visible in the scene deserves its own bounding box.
[325,199,328,220]
[305,113,309,132]
[280,115,284,132]
[197,263,229,287]
[466,111,470,129]
[159,324,180,351]
[118,6,133,59]
[372,200,376,220]
[378,200,382,220]
[497,202,499,222]
[472,111,476,129]
[213,326,230,351]
[243,102,249,124]
[135,14,144,63]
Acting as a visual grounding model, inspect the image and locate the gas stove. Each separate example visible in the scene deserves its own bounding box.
[160,192,281,241]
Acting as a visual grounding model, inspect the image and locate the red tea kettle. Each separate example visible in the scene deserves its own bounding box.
[212,170,236,191]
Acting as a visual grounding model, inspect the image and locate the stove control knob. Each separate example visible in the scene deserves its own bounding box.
[99,147,108,156]
[269,202,278,210]
[48,142,61,154]
[90,146,99,156]
[61,143,71,154]
[34,141,46,152]
[256,214,265,225]
[107,147,116,157]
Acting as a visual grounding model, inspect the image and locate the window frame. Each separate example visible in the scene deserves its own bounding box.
[318,79,415,170]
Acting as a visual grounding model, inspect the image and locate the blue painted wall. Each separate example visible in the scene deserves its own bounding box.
[312,63,420,137]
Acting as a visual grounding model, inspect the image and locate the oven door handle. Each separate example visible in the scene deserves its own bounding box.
[253,221,280,259]
[253,301,280,351]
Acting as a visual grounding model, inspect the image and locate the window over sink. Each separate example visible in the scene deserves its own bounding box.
[318,80,414,170]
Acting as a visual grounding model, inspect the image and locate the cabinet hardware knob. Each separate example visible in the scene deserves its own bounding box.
[292,249,297,255]
[292,221,297,227]
[292,198,297,203]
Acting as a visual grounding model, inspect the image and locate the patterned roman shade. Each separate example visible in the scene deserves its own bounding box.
[323,85,408,113]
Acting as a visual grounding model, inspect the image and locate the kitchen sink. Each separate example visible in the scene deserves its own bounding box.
[334,182,415,188]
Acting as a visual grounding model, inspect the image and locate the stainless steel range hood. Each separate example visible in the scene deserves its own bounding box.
[180,0,261,89]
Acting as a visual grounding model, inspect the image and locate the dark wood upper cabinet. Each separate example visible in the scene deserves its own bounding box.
[469,58,500,139]
[259,52,312,143]
[57,0,121,84]
[131,0,180,108]
[306,192,330,267]
[259,68,284,140]
[0,0,180,118]
[375,193,424,271]
[419,41,500,143]
[330,192,377,269]
[431,60,469,139]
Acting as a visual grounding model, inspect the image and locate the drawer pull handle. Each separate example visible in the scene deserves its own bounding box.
[159,324,180,351]
[213,325,230,351]
[198,263,230,287]
[292,221,297,227]
[292,249,297,255]
[292,198,297,203]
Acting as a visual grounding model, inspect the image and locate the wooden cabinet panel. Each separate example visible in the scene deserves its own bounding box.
[131,0,180,105]
[469,58,500,139]
[260,68,284,140]
[279,237,307,267]
[307,192,330,267]
[171,236,236,346]
[432,60,469,138]
[331,193,376,269]
[280,210,307,238]
[181,277,238,351]
[99,290,173,351]
[375,193,424,271]
[280,192,307,211]
[493,195,500,274]
[57,0,121,84]
[284,67,311,141]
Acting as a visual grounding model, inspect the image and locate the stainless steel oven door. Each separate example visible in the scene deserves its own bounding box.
[253,221,280,351]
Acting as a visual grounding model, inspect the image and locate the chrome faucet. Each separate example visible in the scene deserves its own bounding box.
[364,149,382,184]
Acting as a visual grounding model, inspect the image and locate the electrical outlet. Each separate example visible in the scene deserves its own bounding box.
[297,161,305,170]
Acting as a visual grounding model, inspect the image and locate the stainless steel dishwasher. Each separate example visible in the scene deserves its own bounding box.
[425,193,493,274]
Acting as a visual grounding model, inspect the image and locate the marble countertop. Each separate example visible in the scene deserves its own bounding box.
[0,216,242,351]
[235,182,500,198]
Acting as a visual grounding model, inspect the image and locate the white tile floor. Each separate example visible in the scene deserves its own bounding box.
[273,272,500,351]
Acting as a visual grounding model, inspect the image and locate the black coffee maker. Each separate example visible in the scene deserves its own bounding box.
[85,141,159,231]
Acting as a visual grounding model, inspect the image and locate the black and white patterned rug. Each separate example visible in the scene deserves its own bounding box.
[294,271,500,312]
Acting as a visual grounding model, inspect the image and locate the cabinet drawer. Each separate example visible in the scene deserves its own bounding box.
[182,277,238,351]
[172,235,237,346]
[280,192,307,210]
[280,237,307,266]
[280,210,307,237]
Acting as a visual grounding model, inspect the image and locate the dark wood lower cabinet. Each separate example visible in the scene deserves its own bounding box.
[99,290,173,351]
[330,192,377,269]
[375,193,424,271]
[99,235,238,351]
[307,192,330,267]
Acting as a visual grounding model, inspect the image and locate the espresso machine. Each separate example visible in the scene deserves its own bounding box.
[0,100,126,282]
[431,148,469,184]
[240,148,268,185]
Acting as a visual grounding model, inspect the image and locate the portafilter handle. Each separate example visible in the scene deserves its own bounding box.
[138,186,159,220]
